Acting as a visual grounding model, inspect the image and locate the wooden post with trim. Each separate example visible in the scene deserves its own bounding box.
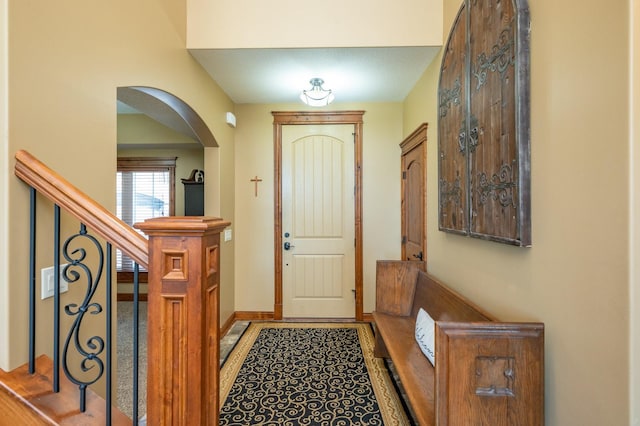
[135,217,230,425]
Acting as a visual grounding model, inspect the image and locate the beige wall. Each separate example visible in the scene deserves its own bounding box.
[206,139,236,326]
[404,0,631,425]
[0,0,8,370]
[187,0,442,49]
[3,0,235,370]
[234,103,403,315]
[117,113,199,146]
[632,0,639,423]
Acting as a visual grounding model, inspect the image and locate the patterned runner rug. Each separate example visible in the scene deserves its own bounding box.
[220,322,409,425]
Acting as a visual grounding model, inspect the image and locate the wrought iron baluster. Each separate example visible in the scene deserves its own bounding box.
[133,262,140,425]
[26,188,141,420]
[29,187,36,374]
[106,242,113,425]
[54,204,61,392]
[61,223,106,412]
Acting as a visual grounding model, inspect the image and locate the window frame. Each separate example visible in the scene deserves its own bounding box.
[117,156,177,282]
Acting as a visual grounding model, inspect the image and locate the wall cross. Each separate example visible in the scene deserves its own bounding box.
[250,176,263,197]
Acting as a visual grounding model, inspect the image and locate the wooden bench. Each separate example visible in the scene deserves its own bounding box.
[372,261,544,425]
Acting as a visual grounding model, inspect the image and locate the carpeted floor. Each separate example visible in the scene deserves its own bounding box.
[219,322,410,426]
[116,301,147,421]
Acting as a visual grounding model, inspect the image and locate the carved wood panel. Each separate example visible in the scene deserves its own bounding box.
[439,6,467,234]
[438,0,531,246]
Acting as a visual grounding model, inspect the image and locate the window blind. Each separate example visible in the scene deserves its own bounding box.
[116,157,176,272]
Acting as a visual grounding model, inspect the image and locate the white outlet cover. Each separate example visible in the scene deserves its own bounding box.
[41,264,69,300]
[224,229,232,242]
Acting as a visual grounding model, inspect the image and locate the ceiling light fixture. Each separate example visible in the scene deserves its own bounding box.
[300,78,335,107]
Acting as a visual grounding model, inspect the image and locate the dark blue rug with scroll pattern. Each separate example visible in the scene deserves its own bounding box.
[219,323,409,425]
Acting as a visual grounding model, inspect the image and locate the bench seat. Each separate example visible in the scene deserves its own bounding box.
[373,311,435,425]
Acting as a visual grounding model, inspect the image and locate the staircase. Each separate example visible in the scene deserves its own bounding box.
[0,355,130,425]
[1,150,230,425]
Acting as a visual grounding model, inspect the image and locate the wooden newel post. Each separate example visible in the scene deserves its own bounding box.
[135,216,231,425]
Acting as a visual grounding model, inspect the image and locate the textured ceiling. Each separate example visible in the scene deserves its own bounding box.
[189,47,440,104]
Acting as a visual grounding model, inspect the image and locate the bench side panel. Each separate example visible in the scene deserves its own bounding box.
[435,322,544,426]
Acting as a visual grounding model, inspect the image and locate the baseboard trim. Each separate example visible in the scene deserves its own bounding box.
[220,313,237,337]
[234,311,275,321]
[117,293,148,302]
[232,311,373,323]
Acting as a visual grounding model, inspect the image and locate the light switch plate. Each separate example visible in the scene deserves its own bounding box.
[224,229,232,242]
[41,264,69,300]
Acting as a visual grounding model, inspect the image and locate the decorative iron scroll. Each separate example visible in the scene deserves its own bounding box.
[472,27,515,90]
[61,223,106,411]
[477,164,517,207]
[438,0,531,246]
[439,178,463,210]
[439,78,462,118]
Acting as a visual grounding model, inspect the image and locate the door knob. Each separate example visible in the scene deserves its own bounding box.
[284,242,295,250]
[412,251,424,261]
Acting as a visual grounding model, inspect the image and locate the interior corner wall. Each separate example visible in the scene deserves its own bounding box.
[0,0,9,370]
[403,0,631,424]
[212,130,236,328]
[631,0,639,423]
[233,102,403,316]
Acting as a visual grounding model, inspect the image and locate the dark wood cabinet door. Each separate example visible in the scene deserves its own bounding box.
[401,124,428,262]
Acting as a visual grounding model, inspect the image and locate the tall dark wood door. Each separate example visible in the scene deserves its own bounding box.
[401,123,428,262]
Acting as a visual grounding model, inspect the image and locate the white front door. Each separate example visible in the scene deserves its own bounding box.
[282,124,355,318]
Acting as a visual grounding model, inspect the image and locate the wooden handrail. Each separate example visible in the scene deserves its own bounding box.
[14,150,148,268]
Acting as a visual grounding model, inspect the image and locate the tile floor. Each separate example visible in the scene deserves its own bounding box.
[219,321,250,365]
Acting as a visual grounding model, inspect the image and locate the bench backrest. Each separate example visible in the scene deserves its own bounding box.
[375,260,425,316]
[411,270,495,322]
[375,260,495,322]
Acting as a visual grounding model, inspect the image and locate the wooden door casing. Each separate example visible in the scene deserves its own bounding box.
[272,111,365,321]
[401,123,428,263]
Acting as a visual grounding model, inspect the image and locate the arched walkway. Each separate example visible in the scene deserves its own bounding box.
[117,86,218,147]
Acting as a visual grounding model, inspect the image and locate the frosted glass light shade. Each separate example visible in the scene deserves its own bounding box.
[300,78,334,107]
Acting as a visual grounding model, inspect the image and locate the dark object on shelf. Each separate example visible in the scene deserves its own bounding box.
[181,169,204,183]
[183,169,204,215]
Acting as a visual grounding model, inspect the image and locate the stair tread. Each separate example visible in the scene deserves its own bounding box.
[0,354,131,425]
